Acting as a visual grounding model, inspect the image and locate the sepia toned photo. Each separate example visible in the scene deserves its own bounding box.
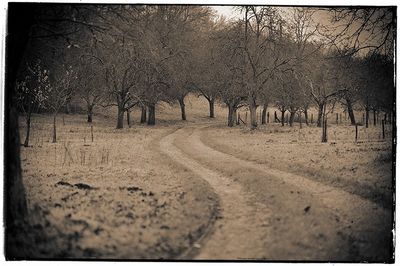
[3,1,396,262]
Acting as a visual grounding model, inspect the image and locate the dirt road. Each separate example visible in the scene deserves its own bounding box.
[159,125,393,261]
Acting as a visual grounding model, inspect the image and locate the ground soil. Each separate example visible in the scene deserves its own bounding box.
[15,94,394,261]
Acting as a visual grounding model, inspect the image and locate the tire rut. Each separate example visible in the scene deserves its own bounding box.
[160,127,271,260]
[160,125,392,261]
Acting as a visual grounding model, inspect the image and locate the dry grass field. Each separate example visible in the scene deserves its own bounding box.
[17,94,394,260]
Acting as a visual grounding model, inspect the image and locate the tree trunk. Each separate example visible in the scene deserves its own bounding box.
[299,112,302,129]
[64,101,71,114]
[227,104,235,127]
[52,114,57,143]
[289,111,296,127]
[178,97,186,121]
[261,103,267,124]
[147,103,156,125]
[321,104,328,143]
[304,108,309,126]
[140,105,147,123]
[317,102,324,127]
[5,5,33,258]
[116,106,124,129]
[365,106,370,128]
[209,98,215,118]
[346,98,356,125]
[87,104,93,123]
[126,110,131,128]
[281,109,285,126]
[23,105,32,147]
[249,97,257,129]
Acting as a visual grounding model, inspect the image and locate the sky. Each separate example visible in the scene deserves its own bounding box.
[211,5,240,20]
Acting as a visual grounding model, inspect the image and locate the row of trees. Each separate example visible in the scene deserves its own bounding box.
[16,6,394,148]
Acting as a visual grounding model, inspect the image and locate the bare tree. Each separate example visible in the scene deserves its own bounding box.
[76,52,107,123]
[239,6,292,129]
[324,8,395,57]
[16,60,50,146]
[47,64,77,142]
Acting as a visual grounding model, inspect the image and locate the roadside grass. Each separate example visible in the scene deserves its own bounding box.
[201,122,393,209]
[18,112,218,259]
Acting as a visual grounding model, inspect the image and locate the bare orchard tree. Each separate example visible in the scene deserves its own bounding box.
[47,64,77,143]
[99,33,143,129]
[239,6,292,129]
[76,53,107,123]
[324,7,395,57]
[213,22,247,127]
[16,60,50,147]
[193,16,223,118]
[304,51,343,127]
[359,53,394,126]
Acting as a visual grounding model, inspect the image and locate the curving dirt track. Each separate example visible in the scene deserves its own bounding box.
[159,124,393,261]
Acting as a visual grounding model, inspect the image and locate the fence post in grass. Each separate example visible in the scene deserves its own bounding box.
[362,113,365,125]
[355,124,358,143]
[91,125,94,142]
[336,113,338,125]
[382,119,385,139]
[340,113,342,124]
[274,111,277,122]
[267,112,270,124]
[311,113,314,124]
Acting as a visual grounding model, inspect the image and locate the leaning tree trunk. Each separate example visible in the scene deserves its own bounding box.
[140,105,147,123]
[289,111,296,127]
[116,106,124,129]
[147,103,156,125]
[281,109,285,127]
[261,103,267,124]
[317,102,324,127]
[227,103,235,127]
[208,98,215,118]
[178,97,186,121]
[23,104,32,147]
[249,97,258,129]
[346,98,356,125]
[52,113,57,143]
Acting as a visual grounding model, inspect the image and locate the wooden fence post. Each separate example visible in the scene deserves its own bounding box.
[355,124,358,142]
[91,125,94,142]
